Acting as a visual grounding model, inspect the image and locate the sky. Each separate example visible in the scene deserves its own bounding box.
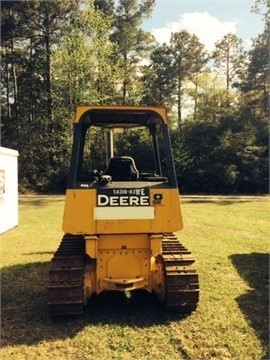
[141,0,264,51]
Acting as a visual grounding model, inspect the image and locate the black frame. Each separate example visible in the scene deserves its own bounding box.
[67,108,178,189]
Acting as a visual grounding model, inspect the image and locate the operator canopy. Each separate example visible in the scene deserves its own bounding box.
[76,106,168,129]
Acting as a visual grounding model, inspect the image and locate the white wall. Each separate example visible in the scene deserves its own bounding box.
[0,147,19,234]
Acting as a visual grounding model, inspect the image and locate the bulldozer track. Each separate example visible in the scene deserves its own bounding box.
[48,233,199,316]
[160,233,199,313]
[48,234,85,316]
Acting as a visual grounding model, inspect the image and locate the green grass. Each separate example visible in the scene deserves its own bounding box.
[1,196,269,360]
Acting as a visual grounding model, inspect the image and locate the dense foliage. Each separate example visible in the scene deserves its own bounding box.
[1,0,268,194]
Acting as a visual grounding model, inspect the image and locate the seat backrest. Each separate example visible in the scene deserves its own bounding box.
[104,156,139,181]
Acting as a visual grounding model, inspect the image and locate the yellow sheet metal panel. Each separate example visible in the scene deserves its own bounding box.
[85,235,98,258]
[62,189,96,234]
[62,188,183,234]
[96,234,151,293]
[95,188,182,233]
[75,105,168,124]
[149,234,163,257]
[98,250,150,278]
[98,234,149,250]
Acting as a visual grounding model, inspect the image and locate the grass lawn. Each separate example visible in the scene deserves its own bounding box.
[1,195,269,360]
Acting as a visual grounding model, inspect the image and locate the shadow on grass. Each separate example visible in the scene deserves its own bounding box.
[85,289,189,326]
[183,199,235,205]
[1,261,187,347]
[183,198,267,205]
[229,253,269,359]
[19,198,63,207]
[22,251,55,256]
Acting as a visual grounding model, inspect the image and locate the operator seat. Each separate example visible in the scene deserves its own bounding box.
[104,156,139,181]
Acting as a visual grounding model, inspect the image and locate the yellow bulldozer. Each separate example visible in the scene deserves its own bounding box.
[48,105,199,316]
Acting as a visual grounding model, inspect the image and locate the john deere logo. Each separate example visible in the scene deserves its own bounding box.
[0,170,5,194]
[97,188,150,206]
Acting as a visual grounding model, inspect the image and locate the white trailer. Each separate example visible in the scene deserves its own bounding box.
[0,147,19,234]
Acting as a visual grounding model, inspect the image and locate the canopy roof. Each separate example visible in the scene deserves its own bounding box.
[75,105,168,128]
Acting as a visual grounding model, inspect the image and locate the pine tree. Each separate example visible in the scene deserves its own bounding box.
[141,44,176,110]
[1,0,79,191]
[212,33,247,91]
[110,0,155,103]
[170,30,207,124]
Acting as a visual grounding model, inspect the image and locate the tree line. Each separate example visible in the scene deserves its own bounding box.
[1,0,268,194]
